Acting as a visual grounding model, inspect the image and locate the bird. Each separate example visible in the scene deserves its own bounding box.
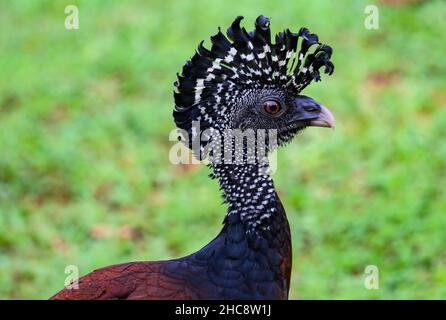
[50,15,334,300]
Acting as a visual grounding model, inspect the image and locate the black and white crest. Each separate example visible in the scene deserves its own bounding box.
[173,15,334,147]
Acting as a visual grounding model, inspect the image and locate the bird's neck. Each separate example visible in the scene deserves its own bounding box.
[212,163,280,233]
[211,162,291,252]
[209,162,292,298]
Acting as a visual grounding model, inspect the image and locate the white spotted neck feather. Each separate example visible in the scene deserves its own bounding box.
[211,162,279,233]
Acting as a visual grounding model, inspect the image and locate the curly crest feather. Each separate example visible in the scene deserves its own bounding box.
[173,15,334,146]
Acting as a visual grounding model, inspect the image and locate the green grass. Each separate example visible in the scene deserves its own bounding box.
[1,0,446,299]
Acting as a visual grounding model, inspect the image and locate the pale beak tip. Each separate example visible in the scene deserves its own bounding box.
[309,105,335,129]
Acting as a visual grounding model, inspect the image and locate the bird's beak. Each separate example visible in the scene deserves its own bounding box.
[309,105,335,129]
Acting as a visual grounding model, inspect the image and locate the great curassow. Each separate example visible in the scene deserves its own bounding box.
[50,15,335,300]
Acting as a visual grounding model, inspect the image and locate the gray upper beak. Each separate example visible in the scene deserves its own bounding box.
[309,105,335,129]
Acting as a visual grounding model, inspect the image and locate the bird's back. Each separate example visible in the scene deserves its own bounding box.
[49,261,197,300]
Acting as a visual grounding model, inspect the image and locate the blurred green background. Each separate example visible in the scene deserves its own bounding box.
[1,0,445,299]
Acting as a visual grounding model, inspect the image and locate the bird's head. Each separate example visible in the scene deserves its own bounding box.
[174,15,334,161]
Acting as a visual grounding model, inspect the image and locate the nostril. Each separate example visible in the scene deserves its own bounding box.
[303,104,320,113]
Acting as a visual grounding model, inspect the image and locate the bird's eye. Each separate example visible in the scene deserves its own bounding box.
[263,100,283,116]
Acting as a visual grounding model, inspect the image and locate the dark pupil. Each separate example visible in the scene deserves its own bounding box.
[265,101,280,114]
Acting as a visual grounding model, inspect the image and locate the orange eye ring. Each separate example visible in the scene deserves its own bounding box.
[263,100,283,116]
